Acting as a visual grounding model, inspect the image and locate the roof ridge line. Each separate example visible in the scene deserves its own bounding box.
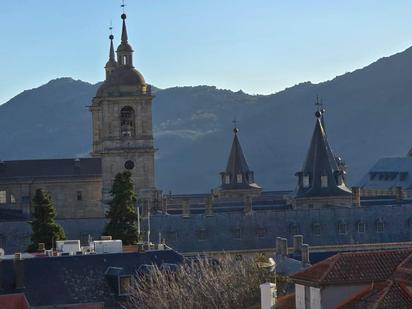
[319,253,340,283]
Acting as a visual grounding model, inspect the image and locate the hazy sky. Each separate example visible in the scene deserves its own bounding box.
[1,0,412,104]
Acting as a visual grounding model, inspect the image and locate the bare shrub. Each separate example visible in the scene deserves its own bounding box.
[126,255,281,309]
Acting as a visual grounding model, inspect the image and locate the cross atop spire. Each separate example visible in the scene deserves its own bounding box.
[232,118,239,134]
[121,0,126,13]
[315,95,321,112]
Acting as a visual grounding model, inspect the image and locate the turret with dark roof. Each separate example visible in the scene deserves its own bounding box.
[218,127,261,196]
[295,107,352,205]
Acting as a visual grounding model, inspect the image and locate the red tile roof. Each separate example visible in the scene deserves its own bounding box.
[290,249,412,286]
[335,280,412,309]
[0,294,30,309]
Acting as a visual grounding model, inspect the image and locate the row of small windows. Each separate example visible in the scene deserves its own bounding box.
[164,227,269,242]
[300,172,344,188]
[224,174,244,184]
[164,219,407,242]
[0,190,83,204]
[369,172,408,181]
[296,219,387,236]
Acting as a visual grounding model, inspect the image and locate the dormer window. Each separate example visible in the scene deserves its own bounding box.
[236,174,243,183]
[303,175,310,188]
[224,175,231,184]
[120,106,135,137]
[321,175,328,188]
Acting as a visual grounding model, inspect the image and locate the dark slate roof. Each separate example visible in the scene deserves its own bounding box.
[295,114,352,198]
[290,249,412,286]
[225,133,250,175]
[0,158,101,180]
[220,130,261,190]
[358,157,412,189]
[0,250,184,307]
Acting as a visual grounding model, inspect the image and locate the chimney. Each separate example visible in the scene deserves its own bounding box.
[244,196,252,214]
[275,237,282,257]
[182,200,191,218]
[352,186,361,207]
[260,282,276,309]
[301,244,310,267]
[293,235,303,255]
[14,253,24,290]
[280,238,288,257]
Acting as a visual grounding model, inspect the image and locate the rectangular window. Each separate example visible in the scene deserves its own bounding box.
[76,191,82,201]
[232,228,241,239]
[197,229,208,241]
[225,175,231,184]
[0,191,6,204]
[236,174,243,183]
[321,176,328,188]
[338,223,347,235]
[303,176,310,188]
[256,227,267,238]
[358,223,366,233]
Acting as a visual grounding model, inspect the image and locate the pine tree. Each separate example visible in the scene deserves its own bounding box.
[28,188,66,251]
[104,171,139,245]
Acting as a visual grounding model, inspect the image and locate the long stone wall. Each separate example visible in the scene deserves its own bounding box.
[0,218,107,254]
[147,204,412,253]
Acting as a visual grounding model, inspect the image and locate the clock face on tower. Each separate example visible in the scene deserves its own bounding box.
[124,160,135,170]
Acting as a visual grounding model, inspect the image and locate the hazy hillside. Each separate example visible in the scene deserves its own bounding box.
[2,46,412,193]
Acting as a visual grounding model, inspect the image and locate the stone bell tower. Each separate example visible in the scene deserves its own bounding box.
[90,13,156,204]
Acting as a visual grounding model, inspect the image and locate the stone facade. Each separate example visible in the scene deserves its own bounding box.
[90,94,156,203]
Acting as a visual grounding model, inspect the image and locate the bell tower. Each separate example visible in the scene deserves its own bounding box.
[90,12,156,205]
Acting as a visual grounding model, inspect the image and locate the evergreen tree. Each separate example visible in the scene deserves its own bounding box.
[104,171,139,245]
[28,188,66,251]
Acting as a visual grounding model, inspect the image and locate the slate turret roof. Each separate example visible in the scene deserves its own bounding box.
[295,110,352,198]
[220,128,261,190]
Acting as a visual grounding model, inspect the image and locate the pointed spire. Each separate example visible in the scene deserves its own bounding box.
[225,127,250,175]
[121,13,128,43]
[109,34,115,62]
[220,126,261,191]
[295,108,352,198]
[116,12,134,66]
[105,31,118,79]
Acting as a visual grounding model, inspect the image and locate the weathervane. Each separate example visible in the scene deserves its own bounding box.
[121,0,126,13]
[232,118,239,134]
[315,95,321,112]
[109,20,113,35]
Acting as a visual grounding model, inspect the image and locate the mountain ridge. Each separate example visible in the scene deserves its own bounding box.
[1,46,412,193]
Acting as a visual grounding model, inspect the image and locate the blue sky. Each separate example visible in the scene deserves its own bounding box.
[1,0,412,104]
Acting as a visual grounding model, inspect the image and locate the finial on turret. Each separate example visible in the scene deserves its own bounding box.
[232,119,239,134]
[315,95,324,118]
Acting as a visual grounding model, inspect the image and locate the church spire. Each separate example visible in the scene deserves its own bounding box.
[295,106,352,200]
[105,31,117,79]
[116,12,134,67]
[219,125,261,192]
[121,13,128,43]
